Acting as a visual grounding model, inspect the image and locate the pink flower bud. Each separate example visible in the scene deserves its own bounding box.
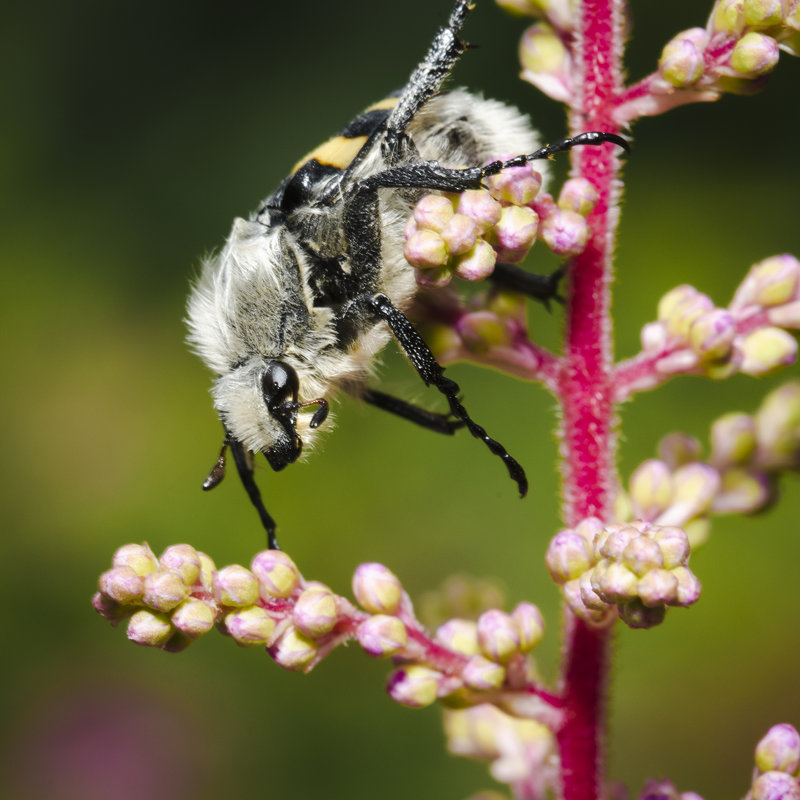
[710,412,757,467]
[456,189,502,233]
[595,524,639,561]
[688,309,736,361]
[476,609,520,663]
[730,32,780,76]
[435,619,479,656]
[92,592,131,625]
[659,36,706,87]
[251,550,300,599]
[651,526,691,569]
[712,468,772,514]
[658,432,702,469]
[592,560,638,604]
[171,598,216,639]
[755,724,800,775]
[511,602,545,651]
[441,213,478,256]
[387,666,441,708]
[519,23,572,102]
[99,566,144,605]
[658,463,721,525]
[558,178,598,216]
[225,605,277,647]
[671,566,703,606]
[352,563,403,614]
[485,161,542,206]
[415,264,454,288]
[159,544,202,586]
[712,0,747,35]
[740,327,797,376]
[629,460,674,520]
[404,229,449,268]
[142,570,190,613]
[621,536,664,577]
[357,614,408,657]
[744,0,784,27]
[755,381,800,468]
[540,209,589,256]
[454,240,497,281]
[546,529,594,583]
[751,771,800,800]
[463,655,506,691]
[214,565,260,607]
[457,311,510,354]
[413,193,454,232]
[493,205,539,262]
[636,568,679,607]
[112,543,159,577]
[292,586,338,637]
[127,609,173,647]
[732,255,800,310]
[269,626,319,672]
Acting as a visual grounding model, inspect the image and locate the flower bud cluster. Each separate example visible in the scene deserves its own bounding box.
[545,518,701,629]
[620,381,800,546]
[656,2,800,93]
[95,548,553,710]
[444,704,558,793]
[641,255,800,381]
[746,724,800,800]
[404,165,597,288]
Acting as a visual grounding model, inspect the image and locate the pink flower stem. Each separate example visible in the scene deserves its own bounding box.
[555,2,625,798]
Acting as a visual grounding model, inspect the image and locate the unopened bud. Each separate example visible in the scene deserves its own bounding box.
[558,178,598,215]
[171,598,216,640]
[142,570,189,613]
[658,463,721,524]
[752,771,800,800]
[225,605,277,647]
[651,526,691,569]
[712,467,771,514]
[492,205,539,262]
[658,432,702,469]
[629,460,674,520]
[456,190,503,233]
[387,665,441,708]
[740,327,797,376]
[214,565,259,608]
[730,32,780,76]
[159,544,201,586]
[755,724,800,774]
[441,213,478,256]
[621,536,664,577]
[127,609,173,647]
[98,566,144,605]
[712,0,746,35]
[463,655,506,691]
[659,35,706,87]
[405,229,449,269]
[744,0,784,26]
[357,614,408,657]
[734,255,800,309]
[671,566,703,605]
[618,599,666,629]
[710,412,757,467]
[688,309,736,361]
[435,619,480,656]
[545,529,594,583]
[413,194,454,232]
[112,543,159,577]
[251,550,300,599]
[486,162,543,207]
[540,209,589,256]
[593,560,638,604]
[292,586,338,637]
[270,626,318,672]
[458,311,510,355]
[454,240,497,281]
[477,609,520,663]
[352,563,403,615]
[511,602,545,651]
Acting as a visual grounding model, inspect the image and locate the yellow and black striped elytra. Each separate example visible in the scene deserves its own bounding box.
[187,0,628,547]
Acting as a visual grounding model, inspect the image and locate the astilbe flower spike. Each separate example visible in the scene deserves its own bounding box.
[95,0,800,798]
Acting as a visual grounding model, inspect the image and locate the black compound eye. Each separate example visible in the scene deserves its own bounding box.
[261,361,299,412]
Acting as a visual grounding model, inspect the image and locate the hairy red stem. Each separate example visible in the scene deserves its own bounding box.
[556,2,625,798]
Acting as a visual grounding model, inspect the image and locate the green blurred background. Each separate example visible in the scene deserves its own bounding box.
[2,1,799,798]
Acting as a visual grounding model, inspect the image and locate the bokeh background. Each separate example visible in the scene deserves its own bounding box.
[2,1,799,798]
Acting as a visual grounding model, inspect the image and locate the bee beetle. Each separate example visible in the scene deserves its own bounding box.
[187,0,627,548]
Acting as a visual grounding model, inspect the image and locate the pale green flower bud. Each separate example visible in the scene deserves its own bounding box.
[730,32,780,76]
[99,566,144,605]
[435,619,480,656]
[593,560,638,603]
[519,22,572,102]
[214,565,260,608]
[733,255,800,309]
[711,0,746,35]
[575,516,605,544]
[659,35,706,87]
[659,462,721,524]
[477,609,520,663]
[752,771,800,800]
[127,609,173,647]
[637,568,679,607]
[352,562,403,614]
[171,598,216,639]
[225,605,277,647]
[755,723,800,774]
[456,190,503,233]
[651,526,691,569]
[415,264,454,288]
[485,161,543,207]
[405,229,449,269]
[92,592,131,625]
[558,177,598,216]
[454,241,498,282]
[658,286,714,340]
[671,566,703,605]
[197,552,216,590]
[684,518,712,549]
[712,467,771,513]
[413,193,454,232]
[511,602,545,652]
[595,524,639,561]
[458,311,511,355]
[629,459,674,520]
[658,432,702,469]
[463,655,506,691]
[159,544,201,586]
[387,665,441,708]
[142,569,190,613]
[493,205,539,263]
[292,586,338,638]
[744,0,785,26]
[540,208,589,256]
[740,327,797,376]
[441,213,479,256]
[755,381,800,467]
[688,309,737,361]
[546,529,594,583]
[251,550,300,599]
[270,626,318,671]
[357,614,408,657]
[112,543,158,577]
[710,412,757,467]
[622,536,664,577]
